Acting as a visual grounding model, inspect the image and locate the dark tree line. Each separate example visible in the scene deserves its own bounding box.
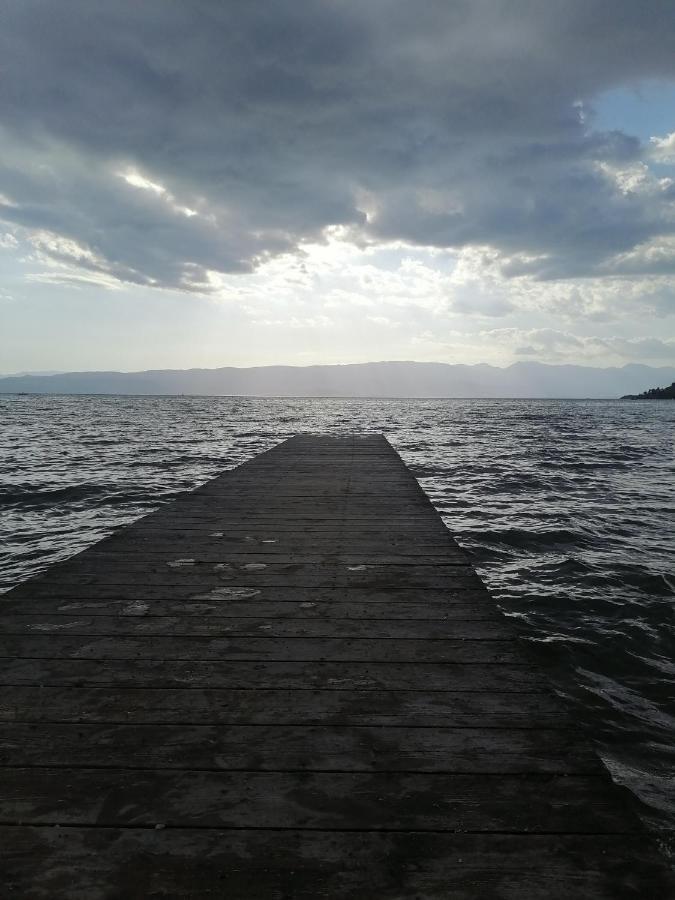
[622,382,675,399]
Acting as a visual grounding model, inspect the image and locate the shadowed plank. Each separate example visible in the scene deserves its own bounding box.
[0,723,601,773]
[0,635,520,662]
[0,433,671,898]
[0,686,568,726]
[0,595,504,618]
[3,828,670,900]
[5,572,487,598]
[0,614,512,638]
[0,659,542,691]
[0,769,639,833]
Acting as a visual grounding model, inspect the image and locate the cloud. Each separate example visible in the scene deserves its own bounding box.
[1,2,675,292]
[650,132,675,163]
[483,327,675,362]
[192,232,675,333]
[0,232,18,249]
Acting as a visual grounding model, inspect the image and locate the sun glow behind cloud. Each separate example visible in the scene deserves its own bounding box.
[118,169,199,217]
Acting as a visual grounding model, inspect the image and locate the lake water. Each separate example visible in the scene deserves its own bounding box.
[1,393,674,852]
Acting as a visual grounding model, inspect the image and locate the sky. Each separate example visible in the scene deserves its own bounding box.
[1,1,675,373]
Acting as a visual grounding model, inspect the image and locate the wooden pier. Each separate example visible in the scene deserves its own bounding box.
[1,435,671,898]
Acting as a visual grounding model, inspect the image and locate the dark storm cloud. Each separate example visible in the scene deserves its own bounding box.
[1,0,675,289]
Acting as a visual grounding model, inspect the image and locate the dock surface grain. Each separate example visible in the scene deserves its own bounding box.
[1,434,671,898]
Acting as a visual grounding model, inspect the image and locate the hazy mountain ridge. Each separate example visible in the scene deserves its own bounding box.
[2,361,675,399]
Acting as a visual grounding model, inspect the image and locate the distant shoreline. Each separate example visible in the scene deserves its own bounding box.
[2,392,640,401]
[2,360,674,400]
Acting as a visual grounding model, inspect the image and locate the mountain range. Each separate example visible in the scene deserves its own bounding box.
[2,361,675,398]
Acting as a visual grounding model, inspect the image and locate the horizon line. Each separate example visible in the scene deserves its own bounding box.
[2,359,674,378]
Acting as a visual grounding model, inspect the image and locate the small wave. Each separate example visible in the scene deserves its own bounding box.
[468,527,595,550]
[0,484,105,508]
[577,667,675,733]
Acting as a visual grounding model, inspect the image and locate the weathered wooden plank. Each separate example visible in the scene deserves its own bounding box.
[0,723,600,773]
[0,635,520,662]
[150,490,444,499]
[113,523,453,536]
[55,550,466,565]
[0,658,541,690]
[0,769,642,833]
[0,614,512,639]
[85,535,462,549]
[6,568,487,597]
[0,687,566,726]
[3,828,669,900]
[135,511,454,521]
[20,561,476,581]
[138,529,457,544]
[2,579,489,601]
[0,596,503,619]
